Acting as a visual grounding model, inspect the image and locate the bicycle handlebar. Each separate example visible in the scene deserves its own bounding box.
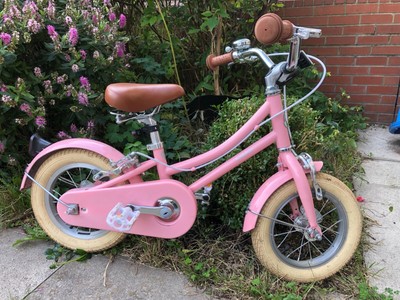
[206,52,234,71]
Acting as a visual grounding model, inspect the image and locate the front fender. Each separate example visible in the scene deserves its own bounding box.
[242,161,323,232]
[20,138,130,190]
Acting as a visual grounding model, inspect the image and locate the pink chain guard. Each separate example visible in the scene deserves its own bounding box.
[58,179,197,239]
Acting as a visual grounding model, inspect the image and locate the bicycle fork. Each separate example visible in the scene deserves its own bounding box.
[279,150,323,240]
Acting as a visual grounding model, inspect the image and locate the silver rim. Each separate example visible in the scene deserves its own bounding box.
[270,191,348,268]
[44,162,109,240]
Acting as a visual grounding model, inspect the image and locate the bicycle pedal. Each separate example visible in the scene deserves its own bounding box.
[106,203,140,232]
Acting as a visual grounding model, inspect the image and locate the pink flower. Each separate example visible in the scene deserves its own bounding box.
[80,76,91,91]
[47,25,58,40]
[78,92,89,106]
[87,120,95,131]
[80,49,87,60]
[65,16,73,25]
[0,32,12,45]
[35,116,46,128]
[20,103,32,115]
[116,42,125,57]
[119,14,126,28]
[109,12,116,22]
[70,124,78,133]
[27,19,41,33]
[0,141,5,154]
[34,67,42,77]
[0,84,7,92]
[57,131,72,140]
[68,27,79,46]
[47,0,55,19]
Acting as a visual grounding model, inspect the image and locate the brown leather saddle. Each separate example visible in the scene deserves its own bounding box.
[105,83,185,113]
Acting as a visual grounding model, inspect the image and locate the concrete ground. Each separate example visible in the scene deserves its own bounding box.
[1,125,399,299]
[355,125,400,295]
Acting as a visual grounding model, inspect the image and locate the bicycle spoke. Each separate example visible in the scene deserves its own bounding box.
[276,227,295,249]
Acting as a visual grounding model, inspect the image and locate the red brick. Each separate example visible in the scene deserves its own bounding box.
[371,46,400,55]
[349,94,380,104]
[381,95,398,104]
[320,26,343,35]
[388,56,400,65]
[336,66,369,75]
[328,15,360,25]
[296,16,328,26]
[346,4,379,14]
[376,24,400,34]
[391,36,400,45]
[361,14,393,24]
[314,5,345,15]
[325,75,352,85]
[343,25,375,35]
[337,84,367,94]
[303,0,315,6]
[364,104,393,114]
[282,7,313,18]
[377,114,392,124]
[379,4,400,13]
[339,46,371,55]
[357,36,390,45]
[370,66,400,75]
[356,56,388,66]
[383,76,400,85]
[326,36,356,45]
[309,47,340,56]
[367,85,398,95]
[324,56,355,65]
[353,76,383,85]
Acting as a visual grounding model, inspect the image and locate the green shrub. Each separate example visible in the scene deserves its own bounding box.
[204,85,367,229]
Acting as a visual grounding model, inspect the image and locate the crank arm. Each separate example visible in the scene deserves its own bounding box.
[128,199,180,220]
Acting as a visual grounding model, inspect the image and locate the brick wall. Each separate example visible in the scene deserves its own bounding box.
[277,0,400,124]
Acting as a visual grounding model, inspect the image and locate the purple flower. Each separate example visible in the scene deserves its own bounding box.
[87,120,95,131]
[80,49,87,60]
[119,14,126,28]
[0,142,5,154]
[27,19,41,33]
[35,116,46,128]
[20,103,32,115]
[1,95,12,103]
[116,42,125,57]
[68,27,79,46]
[47,25,58,40]
[47,0,55,19]
[79,76,91,91]
[0,32,12,45]
[0,84,7,92]
[57,75,65,84]
[57,131,72,140]
[109,12,116,22]
[70,123,78,133]
[78,92,89,106]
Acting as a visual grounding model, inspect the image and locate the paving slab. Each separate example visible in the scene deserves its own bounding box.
[0,228,57,300]
[0,228,211,300]
[355,126,400,295]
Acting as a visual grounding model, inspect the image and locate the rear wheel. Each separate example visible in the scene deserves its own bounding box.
[251,173,362,282]
[31,149,126,252]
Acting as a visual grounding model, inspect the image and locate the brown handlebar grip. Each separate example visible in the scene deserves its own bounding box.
[280,20,294,41]
[206,53,234,71]
[254,13,294,45]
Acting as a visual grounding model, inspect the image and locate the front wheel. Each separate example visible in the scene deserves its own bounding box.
[251,173,362,282]
[31,149,126,252]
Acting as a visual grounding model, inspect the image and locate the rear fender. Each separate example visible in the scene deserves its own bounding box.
[20,138,138,190]
[242,161,323,232]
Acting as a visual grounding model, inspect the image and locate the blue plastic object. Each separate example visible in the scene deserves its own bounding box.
[389,111,400,134]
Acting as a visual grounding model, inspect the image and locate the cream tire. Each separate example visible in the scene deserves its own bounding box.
[31,149,125,252]
[251,173,362,282]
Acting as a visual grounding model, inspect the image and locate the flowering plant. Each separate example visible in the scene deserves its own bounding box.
[0,0,135,170]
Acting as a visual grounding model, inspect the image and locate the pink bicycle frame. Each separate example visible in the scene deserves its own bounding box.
[89,93,321,232]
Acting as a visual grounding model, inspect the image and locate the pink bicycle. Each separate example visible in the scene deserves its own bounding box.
[20,13,362,282]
